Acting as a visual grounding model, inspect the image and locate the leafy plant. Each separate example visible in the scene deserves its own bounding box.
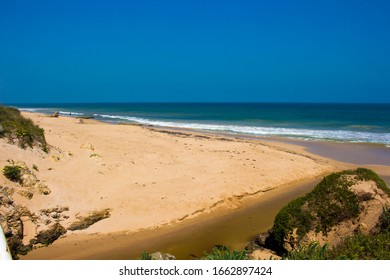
[328,231,390,260]
[287,242,329,260]
[2,165,22,182]
[379,206,390,232]
[202,245,249,260]
[139,250,152,260]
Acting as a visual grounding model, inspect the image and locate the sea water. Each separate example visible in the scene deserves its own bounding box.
[15,102,390,145]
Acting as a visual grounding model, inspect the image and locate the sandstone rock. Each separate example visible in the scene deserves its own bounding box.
[17,190,33,200]
[150,252,176,260]
[40,206,69,216]
[357,223,368,232]
[68,208,110,231]
[37,183,51,195]
[14,161,51,195]
[255,231,271,247]
[31,223,66,246]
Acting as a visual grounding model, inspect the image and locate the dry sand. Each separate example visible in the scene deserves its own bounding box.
[2,112,387,259]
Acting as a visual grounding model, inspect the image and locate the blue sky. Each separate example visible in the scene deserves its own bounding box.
[0,0,389,103]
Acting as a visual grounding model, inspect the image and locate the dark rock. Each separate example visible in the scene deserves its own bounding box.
[31,223,66,246]
[255,230,271,247]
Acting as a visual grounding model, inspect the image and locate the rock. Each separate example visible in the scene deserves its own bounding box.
[51,112,59,118]
[68,208,110,231]
[283,228,301,252]
[17,190,33,200]
[245,240,261,251]
[150,252,176,260]
[39,206,69,216]
[16,161,51,195]
[255,231,271,247]
[37,183,51,195]
[356,223,368,232]
[30,223,66,246]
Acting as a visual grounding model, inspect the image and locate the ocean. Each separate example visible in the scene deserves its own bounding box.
[15,103,390,145]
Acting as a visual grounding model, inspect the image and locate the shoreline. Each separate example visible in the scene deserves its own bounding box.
[1,112,388,259]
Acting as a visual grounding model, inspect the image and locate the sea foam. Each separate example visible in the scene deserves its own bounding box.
[95,114,390,145]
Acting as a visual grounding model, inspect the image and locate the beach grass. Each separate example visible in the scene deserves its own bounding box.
[0,105,47,150]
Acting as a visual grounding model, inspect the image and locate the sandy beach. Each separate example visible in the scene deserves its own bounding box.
[1,112,388,259]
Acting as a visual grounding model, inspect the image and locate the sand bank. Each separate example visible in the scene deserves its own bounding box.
[2,112,387,259]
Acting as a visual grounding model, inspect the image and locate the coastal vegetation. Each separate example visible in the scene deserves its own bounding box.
[2,165,22,183]
[0,105,48,150]
[202,245,249,260]
[256,168,390,260]
[287,207,390,260]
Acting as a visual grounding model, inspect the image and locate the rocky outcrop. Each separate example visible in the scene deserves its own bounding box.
[30,223,67,246]
[258,168,390,256]
[0,185,70,258]
[68,209,111,231]
[4,161,51,196]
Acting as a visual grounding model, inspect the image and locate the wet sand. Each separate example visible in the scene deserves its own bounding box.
[272,139,390,166]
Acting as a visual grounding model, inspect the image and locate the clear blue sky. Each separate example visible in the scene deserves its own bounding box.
[1,0,389,103]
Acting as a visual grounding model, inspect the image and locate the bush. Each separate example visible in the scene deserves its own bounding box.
[202,245,249,260]
[327,231,390,260]
[2,165,22,182]
[0,105,47,149]
[379,206,390,232]
[269,169,386,252]
[287,242,329,260]
[139,251,152,260]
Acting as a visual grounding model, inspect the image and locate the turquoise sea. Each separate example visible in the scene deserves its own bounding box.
[14,103,390,145]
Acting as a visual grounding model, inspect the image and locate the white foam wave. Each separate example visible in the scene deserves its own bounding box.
[19,108,40,112]
[59,111,84,116]
[95,114,390,145]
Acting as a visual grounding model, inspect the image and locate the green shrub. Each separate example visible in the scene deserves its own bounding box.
[327,231,390,260]
[139,250,152,260]
[379,206,390,232]
[269,169,383,252]
[2,165,22,182]
[287,242,329,260]
[202,245,249,260]
[0,105,47,149]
